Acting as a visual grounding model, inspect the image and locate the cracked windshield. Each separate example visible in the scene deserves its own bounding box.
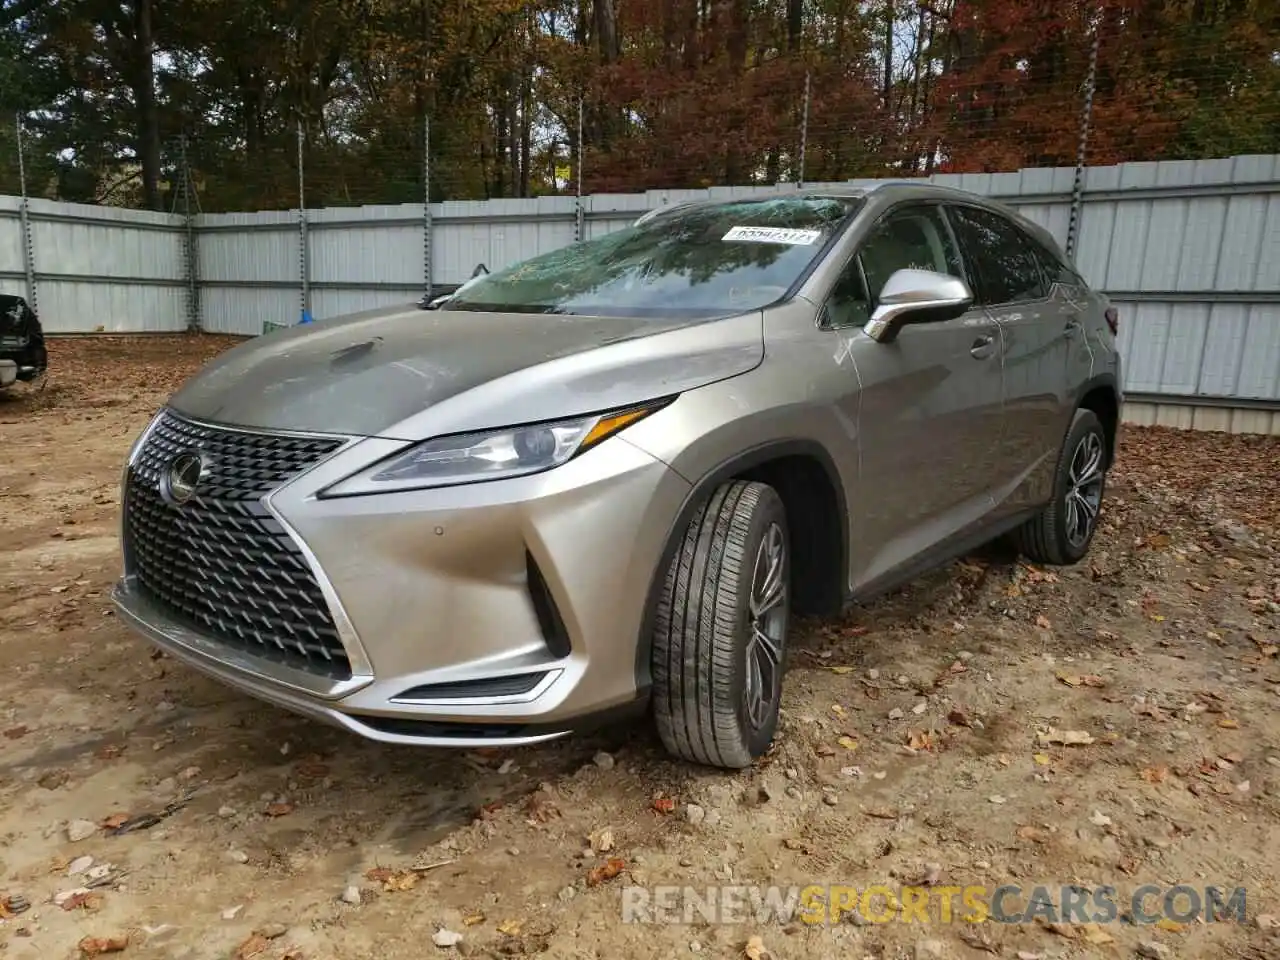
[446,196,862,317]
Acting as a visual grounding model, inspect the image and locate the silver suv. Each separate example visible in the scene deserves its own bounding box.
[113,182,1122,769]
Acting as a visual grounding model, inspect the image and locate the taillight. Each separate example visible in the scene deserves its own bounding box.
[1104,306,1119,336]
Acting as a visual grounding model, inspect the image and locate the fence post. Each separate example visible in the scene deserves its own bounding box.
[423,113,433,300]
[14,113,37,315]
[797,71,811,188]
[574,97,585,243]
[178,134,201,332]
[1066,16,1100,262]
[296,119,310,322]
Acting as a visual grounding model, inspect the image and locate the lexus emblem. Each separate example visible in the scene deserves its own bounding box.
[163,451,204,504]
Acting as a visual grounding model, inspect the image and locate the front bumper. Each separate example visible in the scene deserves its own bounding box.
[113,411,693,747]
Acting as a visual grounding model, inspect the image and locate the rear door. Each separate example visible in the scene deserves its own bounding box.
[944,203,1072,518]
[823,201,1005,589]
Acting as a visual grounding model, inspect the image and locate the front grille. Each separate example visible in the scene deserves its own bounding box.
[123,410,352,680]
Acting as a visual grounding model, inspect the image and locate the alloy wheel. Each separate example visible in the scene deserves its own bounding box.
[744,522,788,730]
[1064,431,1105,548]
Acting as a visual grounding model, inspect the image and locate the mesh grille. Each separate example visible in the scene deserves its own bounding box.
[123,410,353,680]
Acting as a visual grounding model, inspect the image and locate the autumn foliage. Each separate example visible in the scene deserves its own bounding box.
[0,0,1276,211]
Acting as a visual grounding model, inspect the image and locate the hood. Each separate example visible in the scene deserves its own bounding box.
[168,303,764,439]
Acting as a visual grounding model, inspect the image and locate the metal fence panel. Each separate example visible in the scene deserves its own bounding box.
[21,199,186,333]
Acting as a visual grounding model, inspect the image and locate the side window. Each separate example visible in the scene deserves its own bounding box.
[1028,238,1086,290]
[825,204,964,328]
[946,205,1047,305]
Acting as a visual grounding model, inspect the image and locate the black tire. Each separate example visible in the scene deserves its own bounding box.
[1011,408,1109,566]
[651,480,791,769]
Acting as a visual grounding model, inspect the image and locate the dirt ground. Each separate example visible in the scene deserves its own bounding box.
[1,335,1278,960]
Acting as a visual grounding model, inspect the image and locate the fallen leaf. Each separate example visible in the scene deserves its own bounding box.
[906,730,933,751]
[3,725,29,740]
[958,927,1000,954]
[1081,924,1115,945]
[365,867,419,891]
[651,797,675,815]
[477,801,504,820]
[1156,918,1186,933]
[1037,728,1095,746]
[1040,920,1076,939]
[830,704,847,720]
[1017,825,1048,843]
[1218,718,1240,729]
[264,802,294,817]
[863,805,899,820]
[1033,753,1051,766]
[61,892,103,912]
[814,744,836,757]
[947,708,972,727]
[385,871,419,892]
[463,913,485,926]
[1035,615,1052,630]
[525,794,561,822]
[1056,671,1106,688]
[589,828,615,853]
[743,935,769,960]
[100,813,129,830]
[497,920,523,936]
[232,933,269,959]
[827,666,855,675]
[1140,766,1169,784]
[586,858,626,886]
[78,935,129,957]
[837,736,858,751]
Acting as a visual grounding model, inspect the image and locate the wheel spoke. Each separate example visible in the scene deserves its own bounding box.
[1064,495,1080,543]
[1076,490,1099,524]
[1071,434,1104,488]
[750,525,786,617]
[746,646,768,727]
[753,624,782,670]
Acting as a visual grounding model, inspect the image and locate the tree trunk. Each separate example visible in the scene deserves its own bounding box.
[786,0,802,51]
[519,64,532,196]
[135,0,163,211]
[724,0,749,184]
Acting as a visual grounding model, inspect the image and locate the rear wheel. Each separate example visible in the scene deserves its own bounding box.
[1012,408,1108,565]
[651,480,790,769]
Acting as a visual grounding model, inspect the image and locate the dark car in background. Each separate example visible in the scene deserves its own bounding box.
[0,294,48,389]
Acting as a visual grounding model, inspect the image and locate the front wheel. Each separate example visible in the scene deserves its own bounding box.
[651,480,791,769]
[1012,408,1109,566]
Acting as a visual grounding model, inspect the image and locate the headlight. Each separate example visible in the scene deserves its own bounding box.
[320,401,669,497]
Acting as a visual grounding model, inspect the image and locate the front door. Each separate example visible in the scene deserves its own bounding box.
[825,202,1005,590]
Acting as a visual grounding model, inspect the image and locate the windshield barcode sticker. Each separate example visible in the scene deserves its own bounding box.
[722,225,822,245]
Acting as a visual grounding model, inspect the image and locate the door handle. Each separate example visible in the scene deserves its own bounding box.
[1064,319,1082,338]
[970,335,996,360]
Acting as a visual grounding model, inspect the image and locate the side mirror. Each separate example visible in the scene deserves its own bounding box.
[863,269,974,343]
